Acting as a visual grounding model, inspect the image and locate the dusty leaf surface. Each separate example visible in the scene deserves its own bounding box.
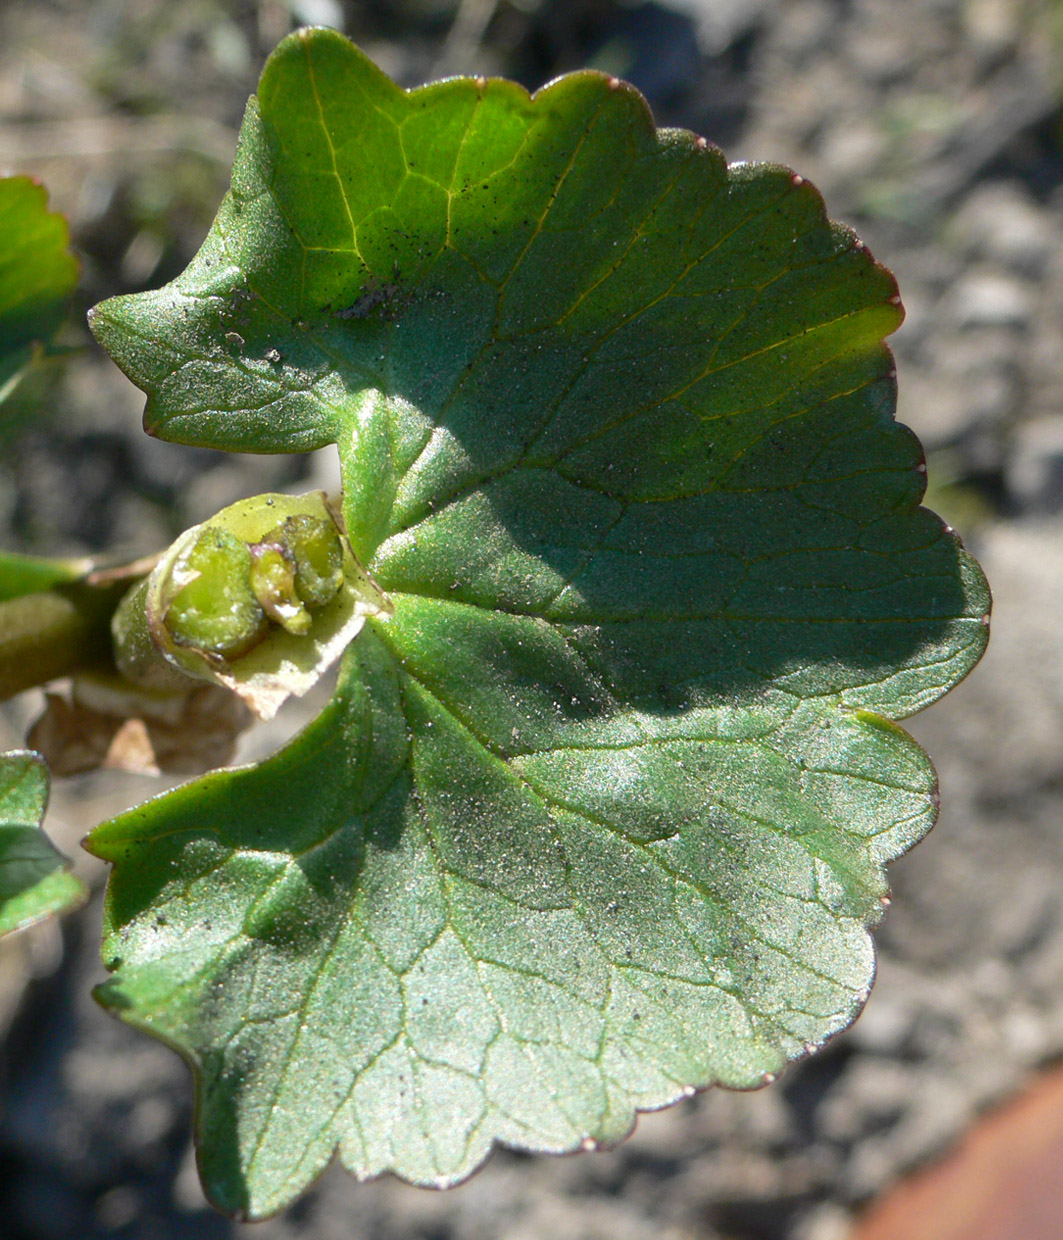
[89,29,989,1218]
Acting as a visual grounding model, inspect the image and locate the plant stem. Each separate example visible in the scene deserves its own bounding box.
[0,578,134,701]
[111,576,195,693]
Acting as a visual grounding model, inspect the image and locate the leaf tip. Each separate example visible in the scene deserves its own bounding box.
[85,294,132,355]
[93,978,133,1011]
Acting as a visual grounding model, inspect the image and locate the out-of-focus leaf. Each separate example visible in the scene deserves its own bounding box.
[0,176,78,403]
[0,751,87,937]
[0,551,92,604]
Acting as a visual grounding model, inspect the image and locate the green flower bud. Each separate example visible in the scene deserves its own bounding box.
[248,541,311,636]
[166,528,270,657]
[112,492,391,718]
[282,514,345,608]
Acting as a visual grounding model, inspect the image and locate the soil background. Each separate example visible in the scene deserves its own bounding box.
[2,2,1063,1238]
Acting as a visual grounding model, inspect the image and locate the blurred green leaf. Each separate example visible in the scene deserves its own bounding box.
[0,751,87,938]
[89,29,989,1218]
[0,552,92,604]
[0,176,78,404]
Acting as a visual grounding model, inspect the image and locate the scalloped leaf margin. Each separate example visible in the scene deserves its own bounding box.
[88,28,990,1220]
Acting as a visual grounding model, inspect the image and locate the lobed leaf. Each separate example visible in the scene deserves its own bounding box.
[88,29,989,1219]
[0,751,87,937]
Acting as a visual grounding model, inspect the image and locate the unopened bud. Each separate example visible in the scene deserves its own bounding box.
[248,542,310,635]
[112,492,391,718]
[167,528,269,657]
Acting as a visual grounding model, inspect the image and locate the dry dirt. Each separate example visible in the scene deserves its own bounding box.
[2,2,1063,1238]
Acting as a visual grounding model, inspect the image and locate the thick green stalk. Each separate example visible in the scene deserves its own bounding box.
[110,576,198,694]
[0,580,128,700]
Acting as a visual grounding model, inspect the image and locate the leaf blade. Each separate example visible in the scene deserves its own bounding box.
[91,629,940,1215]
[87,27,990,1217]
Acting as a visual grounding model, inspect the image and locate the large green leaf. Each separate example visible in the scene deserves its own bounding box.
[0,751,86,937]
[0,176,78,402]
[88,29,989,1219]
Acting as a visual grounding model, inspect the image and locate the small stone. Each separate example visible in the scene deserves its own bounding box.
[951,182,1053,275]
[792,1202,854,1240]
[950,272,1032,329]
[847,991,917,1055]
[963,0,1021,58]
[1006,417,1063,514]
[816,120,886,181]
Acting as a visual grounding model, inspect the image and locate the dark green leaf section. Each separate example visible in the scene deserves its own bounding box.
[0,752,87,937]
[0,177,78,402]
[0,551,90,603]
[87,28,990,1218]
[93,631,936,1217]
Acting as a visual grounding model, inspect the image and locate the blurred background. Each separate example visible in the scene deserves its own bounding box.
[1,1,1063,1237]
